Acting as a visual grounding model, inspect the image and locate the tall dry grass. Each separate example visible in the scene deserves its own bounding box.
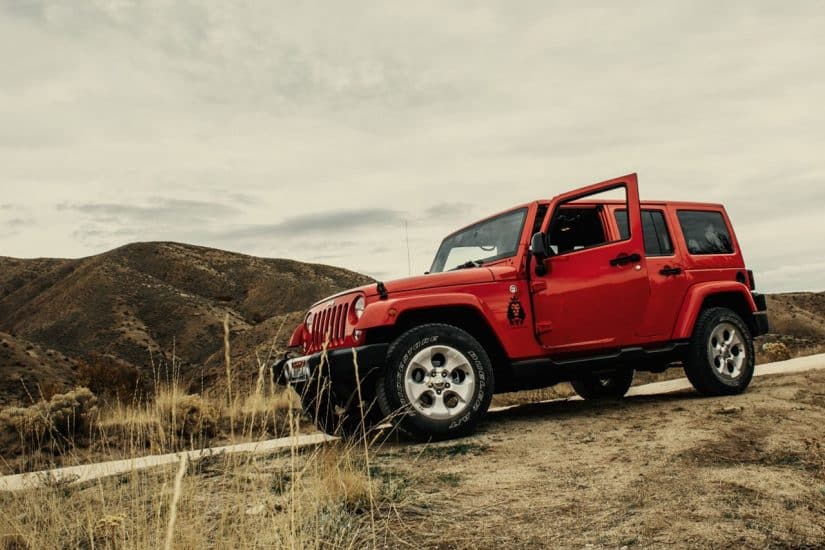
[1,321,301,475]
[0,323,403,548]
[0,437,406,549]
[0,371,299,475]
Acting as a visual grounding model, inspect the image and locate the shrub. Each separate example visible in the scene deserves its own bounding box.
[761,341,792,362]
[76,352,148,403]
[0,387,98,455]
[154,391,219,441]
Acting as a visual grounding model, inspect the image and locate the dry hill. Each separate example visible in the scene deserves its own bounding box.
[0,242,371,405]
[762,292,825,354]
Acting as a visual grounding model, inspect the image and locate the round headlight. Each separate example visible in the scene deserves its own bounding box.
[305,311,314,332]
[353,296,366,319]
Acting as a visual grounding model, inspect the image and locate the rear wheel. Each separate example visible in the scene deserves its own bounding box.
[376,323,494,441]
[571,369,634,399]
[684,307,754,396]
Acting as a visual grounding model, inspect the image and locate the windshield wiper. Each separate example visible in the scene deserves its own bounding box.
[452,259,484,270]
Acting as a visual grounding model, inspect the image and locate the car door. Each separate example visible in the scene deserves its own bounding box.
[611,204,690,340]
[530,174,649,353]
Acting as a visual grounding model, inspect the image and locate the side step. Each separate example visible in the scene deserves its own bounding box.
[506,341,690,392]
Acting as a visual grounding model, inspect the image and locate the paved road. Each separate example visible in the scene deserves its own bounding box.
[2,353,823,492]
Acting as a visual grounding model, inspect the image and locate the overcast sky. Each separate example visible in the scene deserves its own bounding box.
[1,1,823,292]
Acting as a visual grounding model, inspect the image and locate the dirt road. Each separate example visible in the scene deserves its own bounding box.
[380,357,825,548]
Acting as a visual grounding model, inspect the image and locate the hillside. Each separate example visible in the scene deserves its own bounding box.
[762,292,825,354]
[0,332,80,405]
[0,242,371,404]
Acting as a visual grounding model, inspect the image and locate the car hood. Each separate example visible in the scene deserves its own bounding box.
[309,266,515,308]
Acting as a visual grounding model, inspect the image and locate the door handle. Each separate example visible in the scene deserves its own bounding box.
[659,266,682,276]
[610,252,641,267]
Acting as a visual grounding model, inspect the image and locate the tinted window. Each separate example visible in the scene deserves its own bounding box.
[677,210,733,254]
[650,211,673,254]
[614,210,674,256]
[548,207,606,254]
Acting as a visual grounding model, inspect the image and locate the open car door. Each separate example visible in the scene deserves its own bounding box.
[530,173,649,353]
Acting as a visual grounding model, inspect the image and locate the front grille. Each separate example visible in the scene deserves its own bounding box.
[310,302,349,349]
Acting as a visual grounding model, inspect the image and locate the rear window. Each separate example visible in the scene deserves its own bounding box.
[614,209,674,256]
[676,210,734,255]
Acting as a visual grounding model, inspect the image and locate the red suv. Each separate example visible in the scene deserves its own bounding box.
[278,173,769,440]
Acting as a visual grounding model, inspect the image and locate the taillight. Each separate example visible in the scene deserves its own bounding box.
[747,269,755,290]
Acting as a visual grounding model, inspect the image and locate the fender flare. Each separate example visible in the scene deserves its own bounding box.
[672,281,757,339]
[356,292,491,330]
[287,323,304,347]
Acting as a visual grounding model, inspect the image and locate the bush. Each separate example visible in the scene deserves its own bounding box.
[154,391,219,442]
[76,352,148,403]
[761,341,792,362]
[0,387,98,455]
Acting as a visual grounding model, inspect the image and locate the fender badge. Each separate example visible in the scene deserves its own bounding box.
[507,295,526,326]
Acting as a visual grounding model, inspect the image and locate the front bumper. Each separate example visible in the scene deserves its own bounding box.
[274,343,389,389]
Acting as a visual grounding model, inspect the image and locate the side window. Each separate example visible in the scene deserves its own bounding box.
[677,210,734,254]
[548,207,607,254]
[615,209,674,256]
[649,211,673,255]
[547,185,627,255]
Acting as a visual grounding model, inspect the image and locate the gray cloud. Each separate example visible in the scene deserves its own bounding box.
[420,202,477,221]
[58,198,239,224]
[216,208,404,241]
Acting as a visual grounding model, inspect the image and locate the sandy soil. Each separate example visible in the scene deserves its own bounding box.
[376,368,825,549]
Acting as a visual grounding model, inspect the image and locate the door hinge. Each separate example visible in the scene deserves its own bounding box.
[536,321,553,334]
[530,280,547,292]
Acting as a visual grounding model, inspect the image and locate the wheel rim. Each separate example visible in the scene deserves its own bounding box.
[404,344,476,420]
[706,321,747,380]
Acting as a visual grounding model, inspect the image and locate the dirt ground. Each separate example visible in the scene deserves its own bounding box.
[374,368,825,549]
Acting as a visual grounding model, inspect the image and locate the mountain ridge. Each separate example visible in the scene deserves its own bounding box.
[0,241,372,404]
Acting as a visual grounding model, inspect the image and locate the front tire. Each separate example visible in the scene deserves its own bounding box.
[376,323,494,441]
[571,369,634,399]
[685,307,755,396]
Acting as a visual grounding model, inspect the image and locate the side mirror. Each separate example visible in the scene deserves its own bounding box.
[529,232,549,276]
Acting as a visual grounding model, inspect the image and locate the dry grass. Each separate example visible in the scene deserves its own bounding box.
[0,380,399,548]
[0,357,299,475]
[0,330,405,549]
[0,439,405,549]
[0,388,99,457]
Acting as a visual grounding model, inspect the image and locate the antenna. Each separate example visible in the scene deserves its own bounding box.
[404,219,411,276]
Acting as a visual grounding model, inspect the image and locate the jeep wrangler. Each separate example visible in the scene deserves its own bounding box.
[277,173,769,440]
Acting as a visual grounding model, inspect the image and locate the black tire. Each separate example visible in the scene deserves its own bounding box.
[376,323,494,441]
[570,369,634,399]
[298,376,383,439]
[684,307,755,396]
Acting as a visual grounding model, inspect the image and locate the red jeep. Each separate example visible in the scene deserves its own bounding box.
[279,173,769,440]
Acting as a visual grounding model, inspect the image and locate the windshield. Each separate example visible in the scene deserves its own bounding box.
[430,208,527,273]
